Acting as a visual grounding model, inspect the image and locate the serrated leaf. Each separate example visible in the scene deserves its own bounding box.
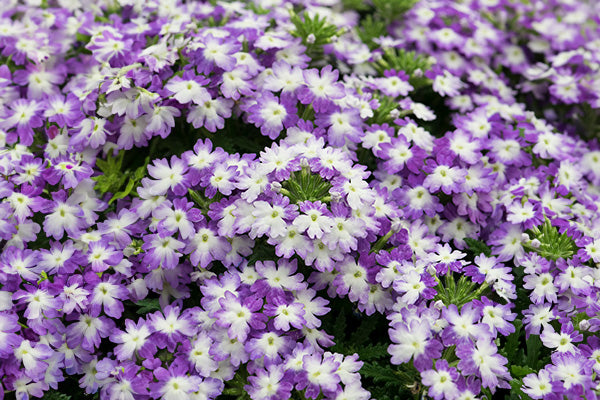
[511,365,534,379]
[331,310,347,343]
[360,362,415,386]
[135,298,161,314]
[42,392,72,400]
[464,237,492,257]
[349,317,377,346]
[357,344,390,361]
[503,320,525,365]
[109,178,136,205]
[509,378,534,400]
[134,159,150,180]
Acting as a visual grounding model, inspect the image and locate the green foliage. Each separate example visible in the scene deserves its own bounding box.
[247,237,278,265]
[93,150,148,204]
[374,48,431,88]
[372,0,419,22]
[290,12,341,61]
[498,320,549,399]
[357,15,388,49]
[280,167,332,204]
[523,218,578,261]
[188,188,216,216]
[134,298,161,314]
[503,320,525,365]
[41,392,72,400]
[464,237,492,257]
[369,94,400,124]
[361,362,421,400]
[434,274,490,309]
[219,366,251,400]
[321,299,417,399]
[341,0,370,12]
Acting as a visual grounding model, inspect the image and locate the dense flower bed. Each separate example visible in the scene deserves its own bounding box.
[1,0,600,399]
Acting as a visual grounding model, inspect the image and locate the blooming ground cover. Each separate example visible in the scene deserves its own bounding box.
[1,0,600,399]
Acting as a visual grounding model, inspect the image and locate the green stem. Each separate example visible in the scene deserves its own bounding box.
[370,229,395,253]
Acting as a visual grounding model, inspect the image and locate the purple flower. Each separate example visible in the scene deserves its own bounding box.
[110,318,155,361]
[297,353,341,399]
[89,277,129,319]
[142,234,185,270]
[547,352,594,393]
[246,364,293,400]
[250,195,298,239]
[146,156,191,196]
[252,259,307,297]
[14,339,54,379]
[472,297,516,336]
[186,332,218,377]
[43,157,94,190]
[389,319,441,371]
[66,314,115,352]
[421,359,460,400]
[540,322,582,354]
[155,199,203,240]
[86,240,122,273]
[86,30,133,66]
[187,95,233,132]
[0,312,21,358]
[297,65,345,113]
[456,339,511,392]
[185,223,231,269]
[423,160,467,195]
[441,303,491,345]
[378,136,427,174]
[375,70,413,97]
[247,91,298,139]
[263,60,304,97]
[43,94,83,127]
[148,306,195,352]
[0,99,43,146]
[165,73,211,105]
[150,358,203,400]
[213,291,266,342]
[195,34,239,74]
[264,296,306,331]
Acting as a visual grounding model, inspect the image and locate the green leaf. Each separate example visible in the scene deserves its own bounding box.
[524,218,578,261]
[357,15,388,49]
[372,0,419,21]
[511,365,534,379]
[525,334,543,369]
[330,309,347,347]
[360,362,416,386]
[41,392,72,400]
[76,33,92,44]
[356,344,390,361]
[502,320,525,365]
[464,237,492,257]
[135,298,161,314]
[109,178,136,205]
[373,48,431,85]
[342,0,370,11]
[509,378,534,400]
[290,12,341,61]
[349,317,377,345]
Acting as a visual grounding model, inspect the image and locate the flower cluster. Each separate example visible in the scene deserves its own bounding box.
[1,0,600,400]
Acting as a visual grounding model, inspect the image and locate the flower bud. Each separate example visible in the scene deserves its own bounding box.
[433,300,445,310]
[0,291,12,311]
